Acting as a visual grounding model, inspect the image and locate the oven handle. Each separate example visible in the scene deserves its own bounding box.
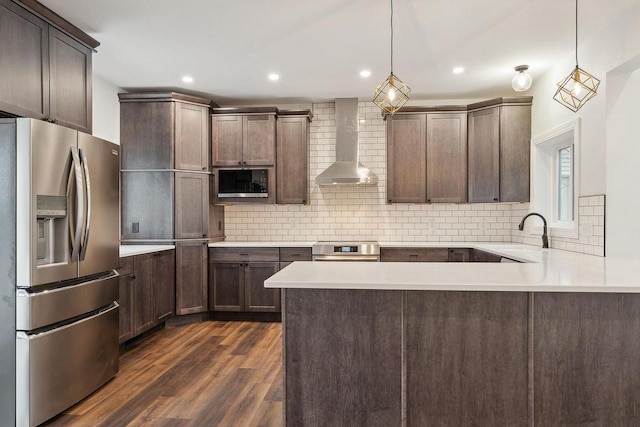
[312,255,380,262]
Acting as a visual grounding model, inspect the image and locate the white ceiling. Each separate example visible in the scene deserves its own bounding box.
[41,0,639,105]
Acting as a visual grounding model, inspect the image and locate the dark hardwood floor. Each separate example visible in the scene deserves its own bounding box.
[45,321,283,427]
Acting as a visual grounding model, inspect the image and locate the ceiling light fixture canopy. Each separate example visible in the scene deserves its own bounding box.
[373,0,410,115]
[553,0,600,112]
[512,65,532,92]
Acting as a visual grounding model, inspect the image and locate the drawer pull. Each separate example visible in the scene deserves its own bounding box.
[239,253,249,256]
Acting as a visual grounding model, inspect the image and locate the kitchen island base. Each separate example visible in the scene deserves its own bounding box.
[282,289,640,426]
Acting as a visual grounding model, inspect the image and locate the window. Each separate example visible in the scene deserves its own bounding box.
[557,145,574,222]
[531,119,580,239]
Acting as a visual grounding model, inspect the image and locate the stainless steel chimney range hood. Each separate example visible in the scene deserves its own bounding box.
[315,98,379,185]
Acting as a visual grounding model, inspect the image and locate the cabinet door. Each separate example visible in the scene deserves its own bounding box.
[176,241,208,315]
[468,108,500,203]
[175,102,209,171]
[211,115,243,166]
[245,262,280,312]
[277,117,309,204]
[174,172,208,239]
[48,27,92,133]
[209,262,244,311]
[120,101,174,170]
[132,253,155,336]
[427,113,467,203]
[118,274,134,343]
[387,114,426,203]
[0,0,49,120]
[500,105,531,202]
[380,247,449,262]
[243,115,276,166]
[154,250,175,321]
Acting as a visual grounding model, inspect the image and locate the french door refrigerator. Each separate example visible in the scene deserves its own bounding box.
[0,118,120,427]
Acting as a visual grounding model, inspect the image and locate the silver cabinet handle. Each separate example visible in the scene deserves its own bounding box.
[69,146,84,262]
[79,149,91,261]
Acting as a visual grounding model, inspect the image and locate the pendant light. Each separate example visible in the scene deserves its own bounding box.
[512,65,533,92]
[373,0,410,115]
[553,0,600,112]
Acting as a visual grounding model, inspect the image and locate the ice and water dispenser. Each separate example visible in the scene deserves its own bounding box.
[35,195,68,266]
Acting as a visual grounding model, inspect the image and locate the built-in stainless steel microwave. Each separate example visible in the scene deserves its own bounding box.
[218,169,269,198]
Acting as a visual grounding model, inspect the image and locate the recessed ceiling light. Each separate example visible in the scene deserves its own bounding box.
[360,70,371,78]
[452,67,464,74]
[182,75,194,83]
[268,73,280,81]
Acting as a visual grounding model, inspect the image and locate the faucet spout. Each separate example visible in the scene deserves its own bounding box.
[518,212,549,249]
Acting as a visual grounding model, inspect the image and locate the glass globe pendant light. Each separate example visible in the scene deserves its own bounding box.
[373,0,410,115]
[512,65,532,92]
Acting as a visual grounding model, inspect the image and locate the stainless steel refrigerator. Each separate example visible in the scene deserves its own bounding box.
[0,118,120,427]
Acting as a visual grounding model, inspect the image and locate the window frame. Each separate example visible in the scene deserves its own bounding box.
[531,118,581,239]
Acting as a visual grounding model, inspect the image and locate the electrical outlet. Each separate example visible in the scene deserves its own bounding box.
[132,222,139,233]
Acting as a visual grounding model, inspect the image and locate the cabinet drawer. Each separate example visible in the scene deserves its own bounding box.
[209,247,279,262]
[279,247,312,262]
[117,256,134,276]
[380,247,449,262]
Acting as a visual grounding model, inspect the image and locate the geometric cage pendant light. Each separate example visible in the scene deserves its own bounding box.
[373,0,410,115]
[553,0,600,112]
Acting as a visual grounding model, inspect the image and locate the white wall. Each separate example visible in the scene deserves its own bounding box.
[92,74,121,144]
[606,66,640,257]
[528,2,640,197]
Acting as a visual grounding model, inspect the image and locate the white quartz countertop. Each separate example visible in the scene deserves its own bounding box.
[120,245,175,257]
[265,243,640,293]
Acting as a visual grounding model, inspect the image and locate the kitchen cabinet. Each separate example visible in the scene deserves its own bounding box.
[386,114,427,203]
[448,248,470,262]
[175,172,209,239]
[426,113,467,203]
[470,248,503,263]
[380,247,449,262]
[277,113,311,204]
[119,92,212,171]
[176,241,208,315]
[121,171,214,240]
[211,110,276,167]
[209,247,281,312]
[117,249,176,344]
[467,98,532,203]
[0,0,95,133]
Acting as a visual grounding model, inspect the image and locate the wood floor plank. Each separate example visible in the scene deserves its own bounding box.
[45,321,284,427]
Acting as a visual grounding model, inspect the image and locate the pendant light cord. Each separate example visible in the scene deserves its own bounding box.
[390,0,394,75]
[575,0,579,67]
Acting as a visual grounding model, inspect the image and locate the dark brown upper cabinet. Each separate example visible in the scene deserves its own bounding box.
[426,113,467,203]
[387,114,427,203]
[174,172,209,239]
[277,113,311,204]
[468,108,500,203]
[211,109,276,167]
[0,0,96,133]
[119,92,212,171]
[467,98,532,203]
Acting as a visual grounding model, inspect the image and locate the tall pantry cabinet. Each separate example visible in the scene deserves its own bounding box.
[119,92,225,316]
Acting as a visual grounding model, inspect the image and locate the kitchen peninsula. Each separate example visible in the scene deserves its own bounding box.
[266,245,640,426]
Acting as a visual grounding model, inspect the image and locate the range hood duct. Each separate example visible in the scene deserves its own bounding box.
[315,98,379,185]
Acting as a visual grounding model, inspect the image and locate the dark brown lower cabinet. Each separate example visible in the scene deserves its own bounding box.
[118,249,176,344]
[283,289,640,426]
[132,253,155,336]
[405,291,528,426]
[284,289,402,426]
[209,260,280,312]
[533,293,640,426]
[176,241,208,315]
[118,274,133,343]
[154,249,175,321]
[380,247,449,262]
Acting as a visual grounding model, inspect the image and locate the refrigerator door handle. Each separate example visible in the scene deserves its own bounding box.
[79,148,91,261]
[68,146,84,262]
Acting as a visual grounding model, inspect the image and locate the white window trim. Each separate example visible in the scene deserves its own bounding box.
[530,118,581,239]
